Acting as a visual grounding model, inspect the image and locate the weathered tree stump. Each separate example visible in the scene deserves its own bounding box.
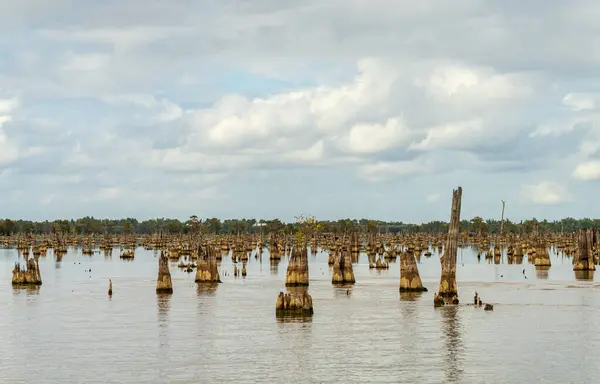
[275,288,313,317]
[332,250,355,284]
[328,251,336,265]
[399,251,427,292]
[156,252,173,294]
[533,238,551,267]
[573,228,596,271]
[12,257,42,286]
[435,187,462,306]
[285,246,309,286]
[195,245,221,283]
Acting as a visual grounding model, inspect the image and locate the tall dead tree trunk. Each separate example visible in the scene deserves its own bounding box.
[437,187,462,303]
[499,200,506,237]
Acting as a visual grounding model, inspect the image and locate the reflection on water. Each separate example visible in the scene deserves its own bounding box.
[2,245,600,382]
[574,270,595,281]
[196,283,218,297]
[276,315,313,324]
[333,285,353,298]
[536,266,550,279]
[12,285,40,296]
[270,259,280,274]
[399,291,423,302]
[157,293,171,321]
[440,306,463,383]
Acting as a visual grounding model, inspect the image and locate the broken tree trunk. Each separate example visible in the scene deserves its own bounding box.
[332,250,355,285]
[437,187,462,302]
[156,252,173,294]
[533,238,551,267]
[275,287,313,317]
[574,228,596,271]
[399,251,427,292]
[499,200,506,237]
[195,245,222,283]
[12,257,42,285]
[285,246,309,286]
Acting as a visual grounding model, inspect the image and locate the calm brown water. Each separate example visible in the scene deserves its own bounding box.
[1,246,599,383]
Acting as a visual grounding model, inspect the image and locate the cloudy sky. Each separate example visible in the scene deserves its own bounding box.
[1,1,600,223]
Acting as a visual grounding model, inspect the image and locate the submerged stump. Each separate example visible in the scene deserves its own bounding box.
[12,257,42,286]
[275,289,314,317]
[399,251,427,292]
[156,252,173,294]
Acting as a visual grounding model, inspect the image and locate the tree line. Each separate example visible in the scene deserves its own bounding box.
[0,216,599,236]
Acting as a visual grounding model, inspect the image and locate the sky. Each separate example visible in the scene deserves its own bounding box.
[1,1,600,223]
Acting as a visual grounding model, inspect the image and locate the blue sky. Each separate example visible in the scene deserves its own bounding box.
[1,1,600,223]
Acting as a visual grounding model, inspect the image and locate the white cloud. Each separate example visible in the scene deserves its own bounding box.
[522,181,571,205]
[0,98,19,130]
[0,98,19,115]
[345,117,411,154]
[426,193,440,202]
[573,161,600,180]
[426,65,531,101]
[530,117,586,137]
[3,1,600,220]
[410,119,485,151]
[562,93,596,111]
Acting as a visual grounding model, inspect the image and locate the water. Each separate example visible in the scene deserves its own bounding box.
[1,246,600,383]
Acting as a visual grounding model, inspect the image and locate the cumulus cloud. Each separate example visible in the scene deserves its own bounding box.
[573,161,600,181]
[522,182,571,205]
[1,1,600,220]
[562,93,596,112]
